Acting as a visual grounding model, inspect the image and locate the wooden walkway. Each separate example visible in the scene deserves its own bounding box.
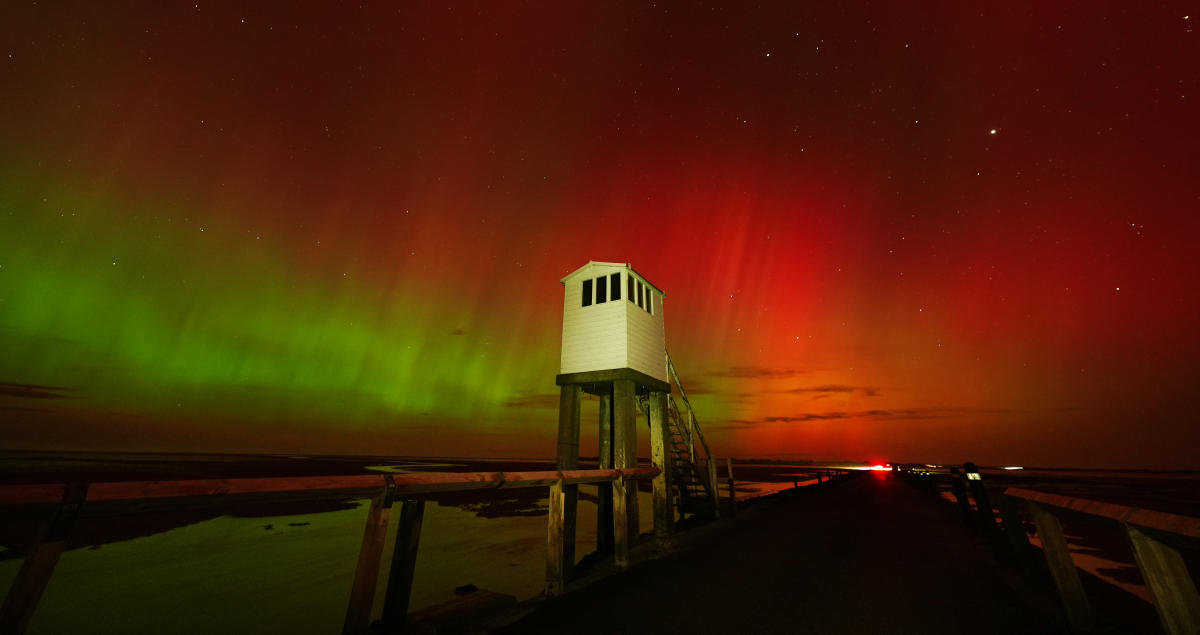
[500,471,1059,634]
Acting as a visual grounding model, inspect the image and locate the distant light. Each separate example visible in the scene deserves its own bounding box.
[966,472,981,480]
[869,464,890,471]
[1003,466,1024,471]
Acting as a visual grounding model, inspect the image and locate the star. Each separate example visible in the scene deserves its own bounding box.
[989,128,997,135]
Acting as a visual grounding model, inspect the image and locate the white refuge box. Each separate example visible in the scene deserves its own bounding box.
[559,261,667,383]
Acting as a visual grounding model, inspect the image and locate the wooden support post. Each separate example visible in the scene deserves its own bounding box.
[380,498,425,630]
[612,475,630,569]
[545,478,568,595]
[596,390,614,555]
[0,483,86,635]
[558,386,581,566]
[1027,501,1093,632]
[707,457,720,519]
[613,379,638,542]
[1125,523,1200,635]
[647,390,673,537]
[817,472,823,483]
[725,458,737,516]
[343,484,394,635]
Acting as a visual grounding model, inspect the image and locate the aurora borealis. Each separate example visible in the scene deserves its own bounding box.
[1,2,1197,468]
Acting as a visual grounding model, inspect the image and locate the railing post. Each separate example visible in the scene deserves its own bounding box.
[0,483,86,635]
[545,477,568,595]
[612,474,630,569]
[1027,500,1093,632]
[707,457,720,519]
[1124,523,1200,635]
[343,481,395,635]
[686,409,696,460]
[725,458,737,516]
[949,467,976,530]
[963,462,1009,561]
[380,498,425,630]
[998,495,1039,585]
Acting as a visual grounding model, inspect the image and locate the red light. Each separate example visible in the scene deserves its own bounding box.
[869,464,890,471]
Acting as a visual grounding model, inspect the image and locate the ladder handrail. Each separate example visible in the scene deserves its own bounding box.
[666,351,712,462]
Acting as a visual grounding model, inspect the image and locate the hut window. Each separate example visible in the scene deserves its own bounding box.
[637,281,644,308]
[610,273,621,301]
[627,276,634,303]
[595,276,607,303]
[582,279,593,307]
[647,291,654,315]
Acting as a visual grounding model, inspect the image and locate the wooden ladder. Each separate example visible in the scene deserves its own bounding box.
[664,352,719,519]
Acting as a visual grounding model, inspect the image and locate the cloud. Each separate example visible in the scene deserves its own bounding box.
[708,366,809,379]
[0,382,74,399]
[721,407,1013,426]
[781,384,881,398]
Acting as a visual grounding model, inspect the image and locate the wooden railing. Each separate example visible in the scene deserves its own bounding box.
[1004,487,1200,635]
[0,466,660,635]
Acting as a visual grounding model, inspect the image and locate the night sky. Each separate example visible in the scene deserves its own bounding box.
[1,2,1197,468]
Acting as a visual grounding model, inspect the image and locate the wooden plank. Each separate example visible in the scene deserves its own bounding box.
[1125,523,1200,635]
[380,498,425,630]
[597,390,614,555]
[342,486,393,635]
[544,479,567,596]
[612,475,630,569]
[647,390,673,537]
[0,483,86,635]
[613,378,639,542]
[1007,487,1200,539]
[1027,501,1093,632]
[725,458,737,516]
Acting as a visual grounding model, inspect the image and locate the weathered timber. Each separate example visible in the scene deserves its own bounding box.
[949,468,975,530]
[381,498,426,630]
[554,384,581,587]
[707,457,720,519]
[545,479,568,596]
[597,390,614,555]
[612,475,630,569]
[648,390,673,537]
[0,483,86,635]
[725,458,737,516]
[1006,487,1200,539]
[1124,523,1200,635]
[343,483,394,635]
[963,462,1009,562]
[1026,500,1093,632]
[999,495,1040,586]
[613,378,639,542]
[556,368,670,394]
